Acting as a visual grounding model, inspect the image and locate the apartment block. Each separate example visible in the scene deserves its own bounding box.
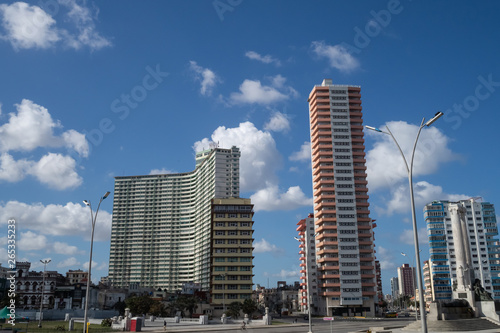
[397,264,416,297]
[295,214,319,314]
[210,198,254,310]
[308,79,376,317]
[109,146,241,291]
[424,198,500,301]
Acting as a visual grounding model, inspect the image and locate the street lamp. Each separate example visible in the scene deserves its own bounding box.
[82,191,110,333]
[294,236,313,333]
[38,259,51,328]
[366,111,443,333]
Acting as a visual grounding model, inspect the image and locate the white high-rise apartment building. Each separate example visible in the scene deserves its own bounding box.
[424,198,500,300]
[109,146,240,291]
[296,214,319,314]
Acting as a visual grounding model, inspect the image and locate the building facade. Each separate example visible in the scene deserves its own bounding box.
[308,79,376,316]
[210,198,254,311]
[109,146,241,291]
[397,264,416,297]
[295,214,319,314]
[424,198,500,301]
[390,277,399,300]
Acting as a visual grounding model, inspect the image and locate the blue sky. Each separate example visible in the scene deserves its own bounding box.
[0,0,499,296]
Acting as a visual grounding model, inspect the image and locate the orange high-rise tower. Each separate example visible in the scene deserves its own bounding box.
[308,79,377,317]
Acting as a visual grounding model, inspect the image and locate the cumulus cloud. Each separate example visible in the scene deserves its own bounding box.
[251,185,311,211]
[189,61,219,96]
[193,121,281,192]
[0,2,59,50]
[245,51,281,66]
[193,122,312,211]
[0,99,89,156]
[19,231,48,251]
[264,268,300,279]
[253,238,285,255]
[311,41,360,72]
[0,201,112,241]
[380,181,470,216]
[0,1,110,51]
[229,75,297,105]
[0,100,88,189]
[57,256,80,268]
[264,112,290,132]
[289,142,311,162]
[366,121,457,192]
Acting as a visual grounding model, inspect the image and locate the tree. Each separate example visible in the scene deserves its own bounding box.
[174,295,199,318]
[149,301,167,316]
[114,300,127,315]
[241,299,258,317]
[226,301,242,318]
[125,295,155,315]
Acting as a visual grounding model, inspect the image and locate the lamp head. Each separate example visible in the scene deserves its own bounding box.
[425,111,444,126]
[103,191,111,199]
[83,200,90,206]
[294,237,300,241]
[365,125,383,132]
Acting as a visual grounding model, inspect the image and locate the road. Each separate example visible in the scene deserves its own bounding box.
[146,318,414,333]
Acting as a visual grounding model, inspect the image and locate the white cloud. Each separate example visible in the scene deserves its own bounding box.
[251,185,312,211]
[311,41,359,72]
[253,238,285,255]
[245,51,281,66]
[366,121,457,191]
[229,76,296,105]
[264,112,290,132]
[193,122,312,211]
[19,231,48,251]
[59,0,111,51]
[189,61,219,96]
[0,1,110,51]
[29,153,82,190]
[0,153,32,182]
[53,241,83,255]
[193,121,281,192]
[149,168,175,175]
[269,269,300,279]
[0,99,89,156]
[0,201,112,241]
[57,256,80,268]
[0,2,59,50]
[289,141,311,162]
[381,181,470,216]
[400,227,429,247]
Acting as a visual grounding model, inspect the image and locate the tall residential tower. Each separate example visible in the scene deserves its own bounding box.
[308,79,377,316]
[109,146,242,291]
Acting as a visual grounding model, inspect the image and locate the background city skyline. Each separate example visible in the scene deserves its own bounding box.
[0,1,499,295]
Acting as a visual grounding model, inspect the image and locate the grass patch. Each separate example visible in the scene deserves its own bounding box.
[3,320,114,332]
[271,320,288,325]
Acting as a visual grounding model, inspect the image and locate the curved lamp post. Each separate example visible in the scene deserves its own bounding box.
[366,111,443,333]
[82,191,110,333]
[38,259,51,328]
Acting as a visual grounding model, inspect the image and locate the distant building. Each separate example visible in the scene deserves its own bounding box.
[424,198,500,301]
[15,261,65,310]
[66,269,88,285]
[295,214,318,314]
[390,277,399,300]
[423,260,433,310]
[397,264,416,297]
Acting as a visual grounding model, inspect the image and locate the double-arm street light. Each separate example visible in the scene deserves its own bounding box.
[366,111,443,333]
[82,191,110,333]
[38,259,51,328]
